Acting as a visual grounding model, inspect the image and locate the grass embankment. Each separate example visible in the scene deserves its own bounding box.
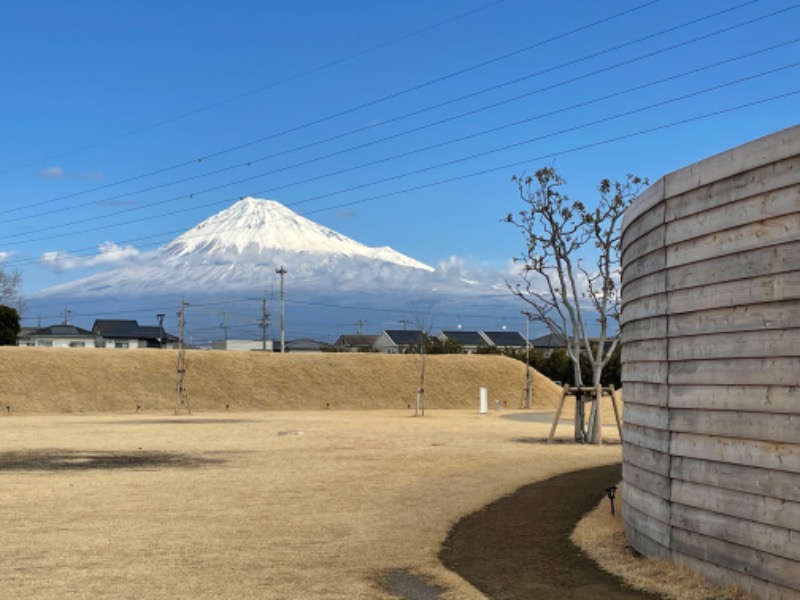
[0,348,563,413]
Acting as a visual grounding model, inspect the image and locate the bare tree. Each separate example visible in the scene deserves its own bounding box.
[505,167,646,439]
[0,265,25,315]
[411,301,435,417]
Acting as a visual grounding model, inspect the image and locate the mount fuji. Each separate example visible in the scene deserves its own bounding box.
[27,198,518,340]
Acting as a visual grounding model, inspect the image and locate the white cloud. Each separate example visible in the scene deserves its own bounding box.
[40,166,64,179]
[39,166,103,181]
[0,251,9,263]
[39,242,140,273]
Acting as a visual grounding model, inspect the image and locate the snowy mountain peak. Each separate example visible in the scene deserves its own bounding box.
[160,197,434,271]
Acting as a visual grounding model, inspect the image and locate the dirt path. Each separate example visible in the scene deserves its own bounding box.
[440,463,664,600]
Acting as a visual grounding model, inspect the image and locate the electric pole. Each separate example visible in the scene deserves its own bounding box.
[260,292,270,351]
[220,312,229,346]
[157,313,165,349]
[175,299,190,415]
[276,265,287,353]
[62,306,72,325]
[522,311,533,409]
[355,319,365,335]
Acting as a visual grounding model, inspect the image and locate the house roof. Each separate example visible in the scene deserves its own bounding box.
[93,319,141,338]
[529,332,568,348]
[439,330,486,346]
[482,331,527,347]
[334,335,378,347]
[382,330,425,346]
[21,324,96,338]
[92,319,176,342]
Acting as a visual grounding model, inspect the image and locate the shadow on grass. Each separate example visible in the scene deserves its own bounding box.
[0,449,226,471]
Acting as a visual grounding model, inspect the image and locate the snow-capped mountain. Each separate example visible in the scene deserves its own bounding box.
[26,198,518,339]
[162,197,434,272]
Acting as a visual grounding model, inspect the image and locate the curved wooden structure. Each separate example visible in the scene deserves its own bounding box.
[620,125,800,600]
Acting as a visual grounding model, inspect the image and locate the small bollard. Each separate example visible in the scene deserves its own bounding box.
[605,485,618,515]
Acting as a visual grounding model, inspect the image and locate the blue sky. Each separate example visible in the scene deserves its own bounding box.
[1,1,798,306]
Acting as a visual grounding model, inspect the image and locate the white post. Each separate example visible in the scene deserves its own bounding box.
[479,387,488,414]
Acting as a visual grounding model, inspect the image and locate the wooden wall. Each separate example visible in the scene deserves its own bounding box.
[620,124,800,600]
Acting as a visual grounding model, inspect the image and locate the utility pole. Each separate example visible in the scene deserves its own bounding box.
[399,318,411,330]
[220,312,229,346]
[175,299,190,415]
[62,306,72,325]
[157,313,165,349]
[260,292,270,351]
[276,265,287,353]
[522,311,533,409]
[355,319,365,335]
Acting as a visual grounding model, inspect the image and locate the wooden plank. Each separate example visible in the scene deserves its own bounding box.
[621,338,668,363]
[622,423,670,453]
[622,500,671,548]
[666,240,800,291]
[619,382,668,407]
[620,293,667,324]
[625,480,671,524]
[623,441,670,477]
[671,456,800,504]
[622,316,667,347]
[623,516,671,559]
[622,247,666,285]
[672,527,800,592]
[621,271,666,304]
[670,409,800,445]
[547,384,568,443]
[622,176,665,240]
[668,329,800,361]
[666,153,800,221]
[669,384,800,414]
[670,432,800,474]
[621,361,668,384]
[666,185,800,247]
[672,479,800,532]
[664,123,800,198]
[672,503,800,562]
[667,270,800,314]
[673,552,800,600]
[623,460,670,498]
[668,301,800,338]
[669,357,800,386]
[623,403,669,431]
[667,212,800,269]
[622,224,666,266]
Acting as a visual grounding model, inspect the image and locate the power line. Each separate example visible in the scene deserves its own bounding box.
[8,88,799,274]
[0,0,511,177]
[5,62,796,251]
[3,0,663,216]
[8,26,795,229]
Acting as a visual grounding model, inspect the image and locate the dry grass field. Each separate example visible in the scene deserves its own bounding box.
[3,348,700,599]
[0,409,623,599]
[0,348,564,413]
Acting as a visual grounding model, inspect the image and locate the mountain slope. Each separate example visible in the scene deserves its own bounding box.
[162,197,434,272]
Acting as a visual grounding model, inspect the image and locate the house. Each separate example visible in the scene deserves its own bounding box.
[480,330,528,352]
[528,332,615,356]
[529,333,568,355]
[373,330,425,354]
[92,319,178,349]
[333,334,378,352]
[17,325,98,348]
[280,338,332,353]
[436,330,488,354]
[212,339,273,351]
